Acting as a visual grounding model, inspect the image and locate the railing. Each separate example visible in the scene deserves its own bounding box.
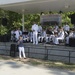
[0,43,75,64]
[25,46,75,64]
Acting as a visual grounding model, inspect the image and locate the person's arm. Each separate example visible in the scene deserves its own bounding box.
[18,40,20,45]
[31,25,35,32]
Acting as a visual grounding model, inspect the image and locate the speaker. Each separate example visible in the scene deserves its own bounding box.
[2,17,7,26]
[69,38,75,47]
[71,14,75,24]
[10,44,17,57]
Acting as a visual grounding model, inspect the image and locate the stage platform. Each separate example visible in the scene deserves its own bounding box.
[0,42,75,64]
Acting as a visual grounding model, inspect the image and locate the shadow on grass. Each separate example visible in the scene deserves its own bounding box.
[0,55,75,71]
[0,55,11,60]
[0,55,23,68]
[22,58,75,71]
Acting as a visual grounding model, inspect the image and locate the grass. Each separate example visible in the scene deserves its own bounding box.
[24,59,75,71]
[0,55,75,71]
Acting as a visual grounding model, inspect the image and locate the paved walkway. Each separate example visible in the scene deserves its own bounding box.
[0,59,75,75]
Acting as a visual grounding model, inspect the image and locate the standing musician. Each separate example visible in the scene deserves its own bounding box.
[31,22,39,45]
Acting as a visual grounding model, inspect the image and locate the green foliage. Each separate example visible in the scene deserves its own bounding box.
[7,11,22,29]
[24,14,40,30]
[0,8,75,35]
[61,12,74,27]
[0,25,8,35]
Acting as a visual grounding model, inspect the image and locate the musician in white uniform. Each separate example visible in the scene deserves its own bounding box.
[11,29,15,41]
[63,23,70,32]
[53,27,65,45]
[38,29,46,42]
[65,29,73,45]
[38,25,42,33]
[31,22,39,45]
[65,29,75,45]
[14,28,22,41]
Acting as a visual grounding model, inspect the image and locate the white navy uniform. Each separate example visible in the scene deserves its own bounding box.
[63,25,70,32]
[54,25,58,31]
[14,30,20,41]
[65,32,73,44]
[11,30,15,41]
[53,30,65,44]
[38,26,42,33]
[38,30,46,42]
[31,24,39,45]
[66,30,75,44]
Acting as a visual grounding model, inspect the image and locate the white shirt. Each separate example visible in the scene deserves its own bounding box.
[38,26,42,32]
[11,30,15,35]
[14,30,20,38]
[73,32,75,38]
[42,30,46,37]
[19,30,22,35]
[32,24,39,32]
[63,25,70,31]
[54,25,58,31]
[69,32,73,37]
[58,31,65,39]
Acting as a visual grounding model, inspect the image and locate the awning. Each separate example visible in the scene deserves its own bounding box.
[0,0,75,14]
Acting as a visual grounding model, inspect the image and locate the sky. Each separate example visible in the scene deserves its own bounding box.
[0,0,32,5]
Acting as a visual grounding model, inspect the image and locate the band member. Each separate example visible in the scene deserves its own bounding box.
[14,28,22,41]
[53,27,65,45]
[46,27,54,43]
[31,22,39,45]
[65,29,75,45]
[63,23,70,32]
[22,28,29,42]
[38,29,46,43]
[11,29,15,42]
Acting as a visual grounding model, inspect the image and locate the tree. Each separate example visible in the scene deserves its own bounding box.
[0,8,75,35]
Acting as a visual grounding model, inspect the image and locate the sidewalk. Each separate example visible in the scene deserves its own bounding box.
[0,59,75,75]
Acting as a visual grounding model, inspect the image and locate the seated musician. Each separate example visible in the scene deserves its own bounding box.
[38,29,46,43]
[46,27,54,43]
[53,27,65,45]
[22,29,29,42]
[65,28,75,45]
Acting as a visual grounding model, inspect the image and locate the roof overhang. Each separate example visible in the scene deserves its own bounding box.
[0,0,75,14]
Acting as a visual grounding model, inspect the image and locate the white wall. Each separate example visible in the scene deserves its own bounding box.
[0,0,32,5]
